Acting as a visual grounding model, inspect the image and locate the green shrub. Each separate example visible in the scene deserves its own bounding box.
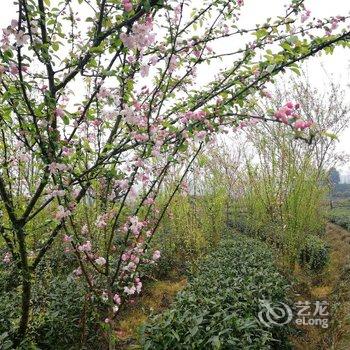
[329,208,350,231]
[298,235,329,271]
[142,235,291,350]
[0,264,100,350]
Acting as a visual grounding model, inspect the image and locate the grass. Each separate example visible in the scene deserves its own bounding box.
[329,199,350,231]
[288,223,350,349]
[115,277,187,348]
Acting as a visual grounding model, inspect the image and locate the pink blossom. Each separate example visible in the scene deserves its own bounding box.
[331,20,339,30]
[123,0,133,12]
[48,162,58,174]
[62,146,74,157]
[10,19,18,29]
[63,234,72,243]
[91,119,102,127]
[78,240,92,252]
[124,286,136,295]
[196,130,207,140]
[55,108,65,117]
[144,197,155,205]
[95,257,106,266]
[126,261,137,271]
[120,18,155,52]
[140,64,149,77]
[96,87,110,100]
[3,252,12,264]
[113,305,119,313]
[262,90,272,98]
[152,250,161,261]
[301,10,311,23]
[113,293,121,304]
[305,120,314,128]
[96,214,108,228]
[47,189,65,199]
[134,133,149,142]
[101,291,108,302]
[9,64,19,75]
[14,30,29,46]
[136,280,142,293]
[169,56,178,72]
[116,179,129,190]
[293,120,307,130]
[129,216,144,236]
[286,101,294,109]
[81,224,89,235]
[73,267,83,276]
[149,56,158,65]
[54,206,71,220]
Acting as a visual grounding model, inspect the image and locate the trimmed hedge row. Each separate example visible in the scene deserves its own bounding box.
[142,235,291,350]
[329,208,350,231]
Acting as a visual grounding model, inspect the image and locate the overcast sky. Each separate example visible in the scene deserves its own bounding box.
[240,0,350,172]
[1,0,349,170]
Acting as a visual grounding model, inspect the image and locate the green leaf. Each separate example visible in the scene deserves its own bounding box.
[290,66,301,76]
[52,42,59,51]
[266,64,276,74]
[62,115,70,125]
[255,28,268,40]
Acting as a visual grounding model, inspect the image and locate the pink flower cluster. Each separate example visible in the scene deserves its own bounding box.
[121,243,145,273]
[180,110,206,124]
[123,215,146,237]
[54,205,71,220]
[48,162,69,174]
[122,0,133,12]
[120,16,155,51]
[96,212,113,229]
[78,240,92,252]
[124,276,142,296]
[1,19,29,50]
[301,9,311,23]
[3,252,12,264]
[95,256,106,266]
[274,102,314,130]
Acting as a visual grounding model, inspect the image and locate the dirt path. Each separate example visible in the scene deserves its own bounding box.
[291,223,350,349]
[326,223,350,350]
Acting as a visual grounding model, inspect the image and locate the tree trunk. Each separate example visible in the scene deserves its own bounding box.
[13,226,32,347]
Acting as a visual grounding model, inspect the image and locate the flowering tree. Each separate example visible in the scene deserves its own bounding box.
[253,73,350,174]
[0,0,349,346]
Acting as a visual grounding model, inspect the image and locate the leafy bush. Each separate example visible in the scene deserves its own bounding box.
[298,235,329,271]
[142,235,291,349]
[0,264,100,350]
[329,208,350,231]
